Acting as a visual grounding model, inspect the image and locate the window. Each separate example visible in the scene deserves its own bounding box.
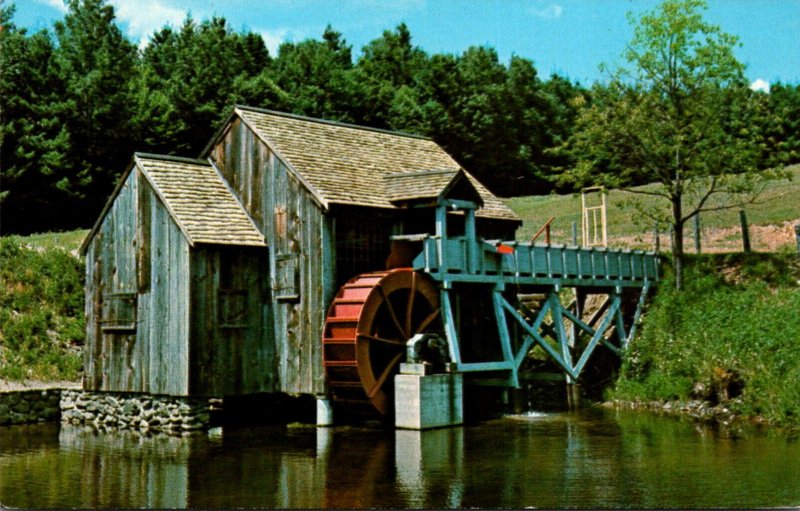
[274,253,299,302]
[100,293,137,332]
[218,289,249,329]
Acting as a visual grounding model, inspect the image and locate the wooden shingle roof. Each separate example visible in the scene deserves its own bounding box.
[232,106,519,223]
[135,154,265,247]
[383,169,483,206]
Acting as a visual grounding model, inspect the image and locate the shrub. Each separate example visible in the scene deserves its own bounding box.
[613,253,800,426]
[0,237,84,381]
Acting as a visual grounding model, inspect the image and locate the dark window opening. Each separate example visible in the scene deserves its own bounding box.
[219,289,249,329]
[335,215,392,288]
[100,293,137,332]
[274,253,300,302]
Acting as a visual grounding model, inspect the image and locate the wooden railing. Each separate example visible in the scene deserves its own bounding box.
[530,216,555,244]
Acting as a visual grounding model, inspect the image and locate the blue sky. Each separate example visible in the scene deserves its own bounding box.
[14,0,800,88]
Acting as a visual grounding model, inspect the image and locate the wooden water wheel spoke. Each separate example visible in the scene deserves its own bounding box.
[358,334,406,347]
[376,284,407,339]
[323,269,441,416]
[404,272,417,338]
[414,307,441,336]
[367,352,404,399]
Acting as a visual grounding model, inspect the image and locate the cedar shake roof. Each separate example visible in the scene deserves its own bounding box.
[80,154,265,254]
[232,106,519,223]
[383,169,484,206]
[135,154,265,247]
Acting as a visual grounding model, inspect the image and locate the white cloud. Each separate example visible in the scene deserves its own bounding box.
[259,29,290,56]
[110,0,187,46]
[258,28,314,56]
[36,0,68,14]
[750,78,770,93]
[529,2,562,19]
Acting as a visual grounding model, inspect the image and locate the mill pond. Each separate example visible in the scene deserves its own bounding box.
[1,407,799,509]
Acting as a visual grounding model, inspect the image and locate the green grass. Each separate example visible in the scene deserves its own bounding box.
[0,235,84,381]
[7,229,90,253]
[504,164,800,246]
[612,253,800,426]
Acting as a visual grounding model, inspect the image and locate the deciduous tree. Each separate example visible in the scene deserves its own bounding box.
[556,0,771,289]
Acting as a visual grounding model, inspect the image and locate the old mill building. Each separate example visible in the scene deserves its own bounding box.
[80,105,521,405]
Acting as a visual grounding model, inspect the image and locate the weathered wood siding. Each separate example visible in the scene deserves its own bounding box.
[85,169,190,395]
[210,118,334,396]
[188,246,273,396]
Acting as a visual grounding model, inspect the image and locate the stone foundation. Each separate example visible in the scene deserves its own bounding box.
[0,389,62,425]
[60,391,211,433]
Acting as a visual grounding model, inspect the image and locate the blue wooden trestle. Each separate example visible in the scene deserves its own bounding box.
[393,198,659,387]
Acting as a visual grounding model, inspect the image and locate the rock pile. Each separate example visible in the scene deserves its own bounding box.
[60,390,211,433]
[0,389,62,425]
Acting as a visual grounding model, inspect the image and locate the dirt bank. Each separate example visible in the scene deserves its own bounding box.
[0,379,80,392]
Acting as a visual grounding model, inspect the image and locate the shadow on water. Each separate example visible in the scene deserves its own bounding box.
[1,408,799,508]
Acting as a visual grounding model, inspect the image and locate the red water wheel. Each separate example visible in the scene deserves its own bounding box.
[322,268,441,416]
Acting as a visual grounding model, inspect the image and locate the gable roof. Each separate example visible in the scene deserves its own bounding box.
[80,153,265,254]
[383,169,484,207]
[219,106,519,223]
[136,154,265,247]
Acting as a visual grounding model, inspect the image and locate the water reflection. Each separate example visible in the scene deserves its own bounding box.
[1,410,799,508]
[395,428,465,508]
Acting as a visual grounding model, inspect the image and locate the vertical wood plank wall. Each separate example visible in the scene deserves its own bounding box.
[210,118,333,396]
[84,169,190,395]
[189,246,274,396]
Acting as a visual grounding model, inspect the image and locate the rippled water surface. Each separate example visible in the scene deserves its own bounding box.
[1,408,799,508]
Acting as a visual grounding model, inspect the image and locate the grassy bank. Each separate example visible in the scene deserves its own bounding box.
[612,253,800,426]
[0,235,84,381]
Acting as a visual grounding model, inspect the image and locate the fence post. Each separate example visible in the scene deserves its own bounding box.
[795,224,800,258]
[693,213,701,254]
[739,210,751,253]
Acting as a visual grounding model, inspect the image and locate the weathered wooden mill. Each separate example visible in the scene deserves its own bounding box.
[79,106,658,430]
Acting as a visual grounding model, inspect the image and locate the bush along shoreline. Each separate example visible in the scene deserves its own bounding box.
[0,237,84,382]
[610,252,800,429]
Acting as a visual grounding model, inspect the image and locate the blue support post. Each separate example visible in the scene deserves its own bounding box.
[492,289,519,387]
[622,281,650,349]
[548,291,575,383]
[572,295,621,376]
[435,204,448,273]
[465,208,478,274]
[441,288,462,366]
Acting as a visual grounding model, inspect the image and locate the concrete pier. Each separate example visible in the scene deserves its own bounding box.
[394,364,463,429]
[316,397,334,426]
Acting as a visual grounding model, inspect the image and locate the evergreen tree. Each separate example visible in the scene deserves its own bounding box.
[271,25,360,121]
[418,48,560,195]
[355,23,429,129]
[0,2,72,234]
[765,82,800,166]
[134,16,275,156]
[53,0,138,225]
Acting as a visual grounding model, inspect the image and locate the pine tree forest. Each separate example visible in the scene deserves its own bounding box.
[1,0,798,235]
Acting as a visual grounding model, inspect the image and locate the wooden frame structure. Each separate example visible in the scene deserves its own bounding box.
[581,186,608,247]
[388,198,658,390]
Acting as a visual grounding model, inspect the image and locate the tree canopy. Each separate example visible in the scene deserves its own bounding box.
[0,0,797,236]
[554,0,789,288]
